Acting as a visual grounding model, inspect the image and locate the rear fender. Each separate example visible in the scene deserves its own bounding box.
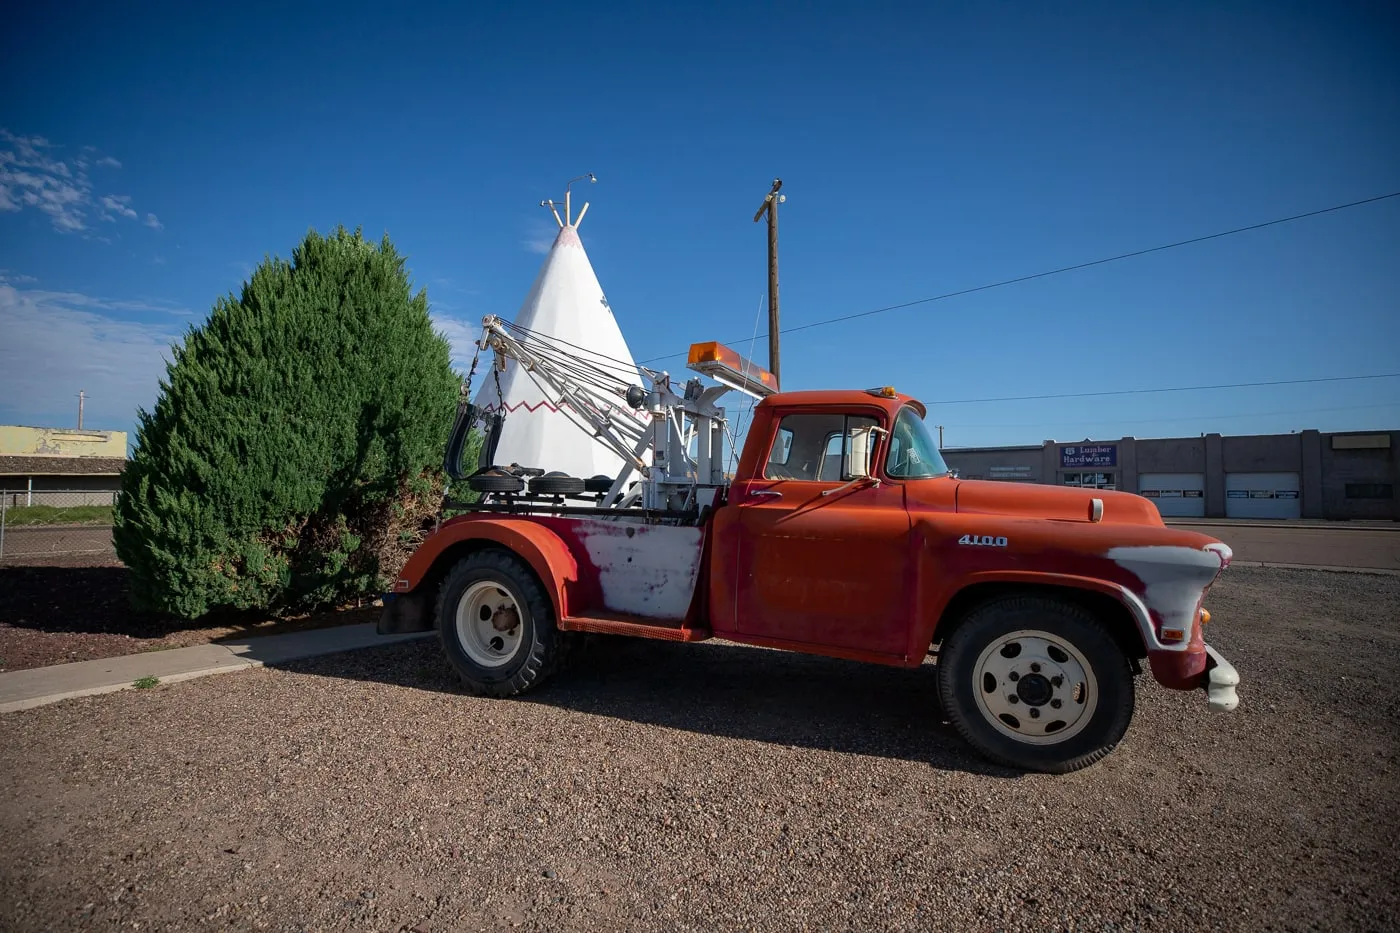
[381,517,579,633]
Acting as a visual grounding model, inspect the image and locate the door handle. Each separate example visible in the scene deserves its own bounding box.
[750,489,783,500]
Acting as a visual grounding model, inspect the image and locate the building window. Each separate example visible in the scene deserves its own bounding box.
[1345,483,1394,500]
[1064,472,1116,490]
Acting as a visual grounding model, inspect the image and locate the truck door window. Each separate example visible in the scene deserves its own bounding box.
[764,413,879,481]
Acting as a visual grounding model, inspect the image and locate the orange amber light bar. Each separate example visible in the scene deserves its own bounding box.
[687,341,780,397]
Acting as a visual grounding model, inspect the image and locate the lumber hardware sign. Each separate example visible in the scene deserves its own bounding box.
[1060,444,1117,468]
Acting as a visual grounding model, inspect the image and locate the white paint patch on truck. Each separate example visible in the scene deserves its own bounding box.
[576,521,705,621]
[1105,544,1232,641]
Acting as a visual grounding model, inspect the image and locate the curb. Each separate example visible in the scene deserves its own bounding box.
[1165,520,1400,533]
[1228,560,1400,577]
[0,624,433,715]
[0,663,252,713]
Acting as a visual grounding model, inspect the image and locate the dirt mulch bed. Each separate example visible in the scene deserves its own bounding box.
[0,554,378,672]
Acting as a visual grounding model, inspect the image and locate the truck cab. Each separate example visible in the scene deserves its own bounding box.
[382,331,1240,774]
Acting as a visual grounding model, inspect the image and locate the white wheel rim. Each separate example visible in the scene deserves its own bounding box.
[455,580,526,669]
[972,629,1099,746]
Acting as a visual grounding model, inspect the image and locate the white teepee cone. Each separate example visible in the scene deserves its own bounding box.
[473,223,645,479]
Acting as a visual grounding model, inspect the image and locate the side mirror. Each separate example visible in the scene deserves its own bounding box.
[847,426,882,480]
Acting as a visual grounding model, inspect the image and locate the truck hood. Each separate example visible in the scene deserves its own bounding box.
[951,478,1164,526]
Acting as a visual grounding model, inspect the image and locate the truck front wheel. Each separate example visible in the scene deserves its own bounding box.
[937,596,1134,773]
[435,549,575,697]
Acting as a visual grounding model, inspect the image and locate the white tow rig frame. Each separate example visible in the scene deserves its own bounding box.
[477,315,775,516]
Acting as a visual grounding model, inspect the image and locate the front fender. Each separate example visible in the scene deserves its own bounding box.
[389,516,580,624]
[933,569,1160,653]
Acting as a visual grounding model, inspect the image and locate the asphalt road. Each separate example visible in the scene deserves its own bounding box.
[0,525,113,561]
[1170,522,1400,572]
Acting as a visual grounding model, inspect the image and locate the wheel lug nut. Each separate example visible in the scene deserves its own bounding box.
[1008,672,1020,682]
[1029,708,1040,719]
[1051,675,1063,687]
[1030,663,1041,673]
[1008,696,1019,704]
[1051,699,1062,709]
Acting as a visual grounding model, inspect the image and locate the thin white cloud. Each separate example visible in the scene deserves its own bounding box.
[14,286,189,316]
[430,308,481,371]
[522,215,560,255]
[99,194,138,221]
[144,212,162,229]
[0,129,154,234]
[0,284,181,429]
[0,269,38,284]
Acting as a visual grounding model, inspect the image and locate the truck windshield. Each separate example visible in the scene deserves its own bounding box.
[885,407,950,479]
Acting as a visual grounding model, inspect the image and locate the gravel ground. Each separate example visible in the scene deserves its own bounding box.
[0,560,378,672]
[1,565,1397,932]
[0,523,116,563]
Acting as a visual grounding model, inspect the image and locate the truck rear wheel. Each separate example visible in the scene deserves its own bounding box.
[435,549,575,697]
[937,596,1134,773]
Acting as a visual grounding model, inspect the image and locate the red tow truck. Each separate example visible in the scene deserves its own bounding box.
[380,320,1240,773]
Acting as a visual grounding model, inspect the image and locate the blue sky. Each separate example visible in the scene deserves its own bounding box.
[1,0,1397,450]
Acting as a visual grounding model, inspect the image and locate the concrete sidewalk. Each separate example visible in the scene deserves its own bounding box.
[0,623,432,714]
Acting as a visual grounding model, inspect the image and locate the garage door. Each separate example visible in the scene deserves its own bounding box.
[1225,472,1301,520]
[1139,473,1206,518]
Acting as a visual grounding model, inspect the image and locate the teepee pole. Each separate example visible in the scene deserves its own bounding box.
[563,173,596,228]
[541,199,564,228]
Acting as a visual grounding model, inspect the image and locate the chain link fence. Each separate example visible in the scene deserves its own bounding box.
[0,489,118,560]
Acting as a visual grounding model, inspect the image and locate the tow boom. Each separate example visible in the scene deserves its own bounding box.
[473,315,775,514]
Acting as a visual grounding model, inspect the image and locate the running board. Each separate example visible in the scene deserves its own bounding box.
[560,613,712,642]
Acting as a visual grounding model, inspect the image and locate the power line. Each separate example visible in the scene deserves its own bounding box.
[638,189,1400,365]
[943,400,1400,431]
[927,372,1400,406]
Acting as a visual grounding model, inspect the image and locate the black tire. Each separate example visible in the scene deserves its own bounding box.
[434,549,576,697]
[937,596,1134,774]
[584,474,614,493]
[467,470,525,494]
[530,474,585,495]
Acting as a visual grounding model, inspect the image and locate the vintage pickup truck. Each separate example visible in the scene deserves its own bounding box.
[381,324,1239,773]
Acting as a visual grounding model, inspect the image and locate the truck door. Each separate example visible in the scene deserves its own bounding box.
[717,409,913,657]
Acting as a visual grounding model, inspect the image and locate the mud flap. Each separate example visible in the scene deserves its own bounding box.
[378,591,433,635]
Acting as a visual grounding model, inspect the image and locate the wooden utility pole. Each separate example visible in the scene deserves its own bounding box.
[753,179,785,387]
[937,425,945,449]
[77,390,86,429]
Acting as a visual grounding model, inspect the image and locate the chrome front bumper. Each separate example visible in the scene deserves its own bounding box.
[1203,643,1240,712]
